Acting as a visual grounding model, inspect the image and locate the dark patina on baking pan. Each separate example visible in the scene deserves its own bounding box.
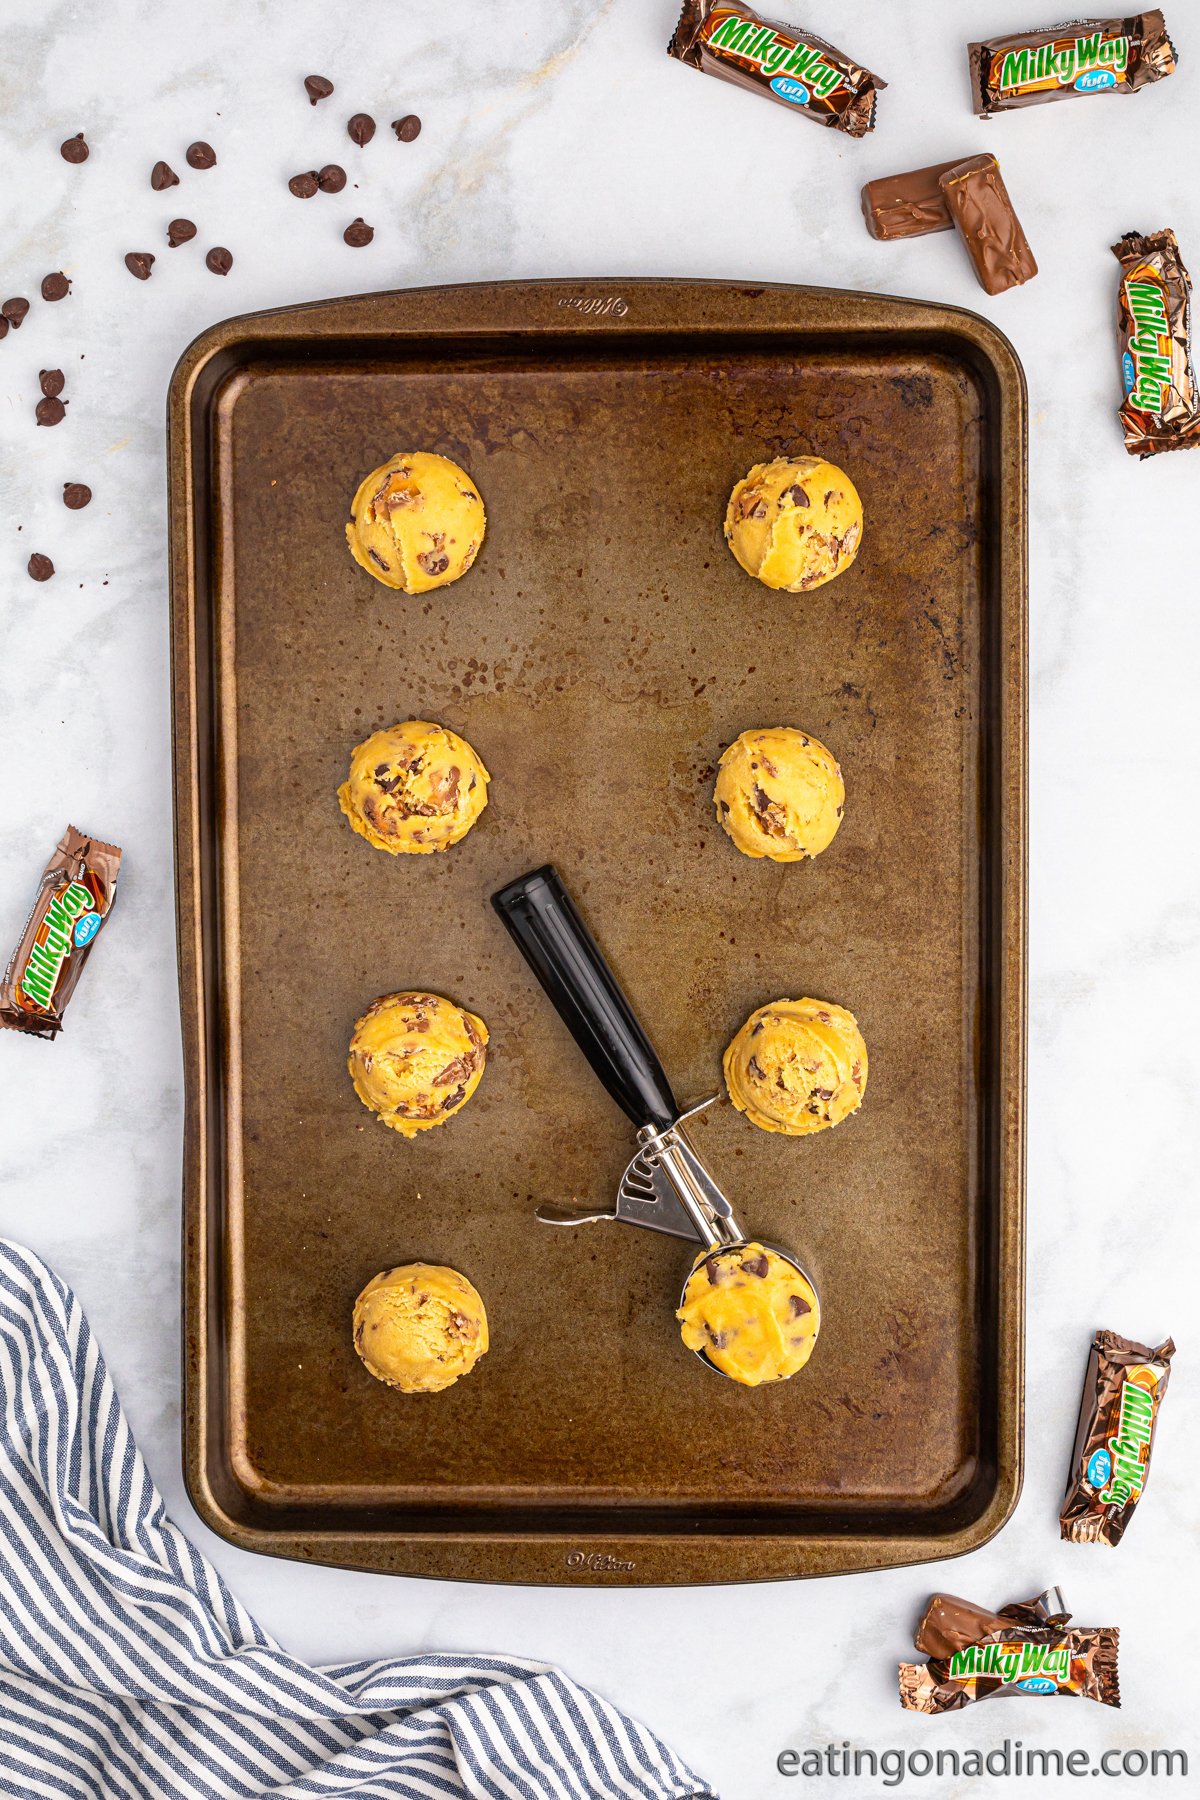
[169,278,1026,1584]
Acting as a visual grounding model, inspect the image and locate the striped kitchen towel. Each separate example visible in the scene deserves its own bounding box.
[0,1239,714,1800]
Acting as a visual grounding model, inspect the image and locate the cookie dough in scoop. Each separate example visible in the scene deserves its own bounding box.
[715,726,844,863]
[725,456,862,592]
[724,997,867,1135]
[677,1242,820,1386]
[353,1263,488,1393]
[338,719,489,855]
[346,451,485,593]
[349,991,488,1136]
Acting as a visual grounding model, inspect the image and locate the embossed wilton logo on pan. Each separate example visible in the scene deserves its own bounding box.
[565,1550,636,1573]
[556,295,629,318]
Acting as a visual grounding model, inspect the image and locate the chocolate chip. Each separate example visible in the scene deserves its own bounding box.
[416,548,448,574]
[742,1253,770,1279]
[150,159,179,191]
[2,297,30,327]
[28,554,54,582]
[343,217,374,247]
[63,482,91,510]
[124,252,154,280]
[0,318,7,340]
[205,246,233,275]
[35,396,66,427]
[347,113,376,146]
[304,74,334,105]
[392,114,421,142]
[39,369,65,397]
[60,132,89,164]
[186,141,216,170]
[783,483,809,507]
[366,546,389,570]
[317,163,346,193]
[166,218,196,248]
[41,271,70,302]
[288,170,319,198]
[788,1292,811,1318]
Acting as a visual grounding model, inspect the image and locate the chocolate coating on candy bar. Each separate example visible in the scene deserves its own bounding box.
[861,160,964,241]
[970,11,1176,116]
[0,827,122,1039]
[915,1589,1068,1660]
[668,0,885,137]
[1060,1329,1175,1542]
[940,155,1037,295]
[1113,229,1200,457]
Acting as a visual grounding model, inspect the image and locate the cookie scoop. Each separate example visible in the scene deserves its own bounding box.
[677,1241,820,1386]
[353,1263,488,1393]
[348,991,488,1137]
[338,719,489,855]
[715,726,844,863]
[724,997,867,1136]
[345,450,485,593]
[493,866,823,1384]
[725,456,862,592]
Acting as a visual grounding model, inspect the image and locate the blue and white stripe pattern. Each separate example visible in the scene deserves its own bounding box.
[0,1239,714,1800]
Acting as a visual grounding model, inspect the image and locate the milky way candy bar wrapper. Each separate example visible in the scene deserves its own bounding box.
[970,12,1177,116]
[1061,1329,1175,1543]
[0,827,122,1039]
[668,1,885,137]
[900,1626,1120,1713]
[1113,230,1200,457]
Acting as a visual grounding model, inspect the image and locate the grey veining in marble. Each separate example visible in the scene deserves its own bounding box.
[2,2,1198,1793]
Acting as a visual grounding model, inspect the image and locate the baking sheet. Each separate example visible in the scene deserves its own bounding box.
[169,278,1026,1583]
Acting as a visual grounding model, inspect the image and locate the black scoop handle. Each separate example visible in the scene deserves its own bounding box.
[492,865,679,1133]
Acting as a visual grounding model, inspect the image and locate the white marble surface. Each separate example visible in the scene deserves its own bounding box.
[2,1,1199,1793]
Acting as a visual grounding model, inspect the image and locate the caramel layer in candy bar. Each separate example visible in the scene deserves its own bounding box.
[940,155,1037,295]
[1113,229,1200,458]
[0,826,122,1040]
[1060,1329,1175,1542]
[668,0,885,137]
[969,12,1176,116]
[860,160,965,241]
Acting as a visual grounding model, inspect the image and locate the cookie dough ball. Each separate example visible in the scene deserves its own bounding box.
[724,456,862,592]
[346,451,485,594]
[338,720,490,856]
[349,992,488,1137]
[353,1263,488,1393]
[677,1242,820,1386]
[715,726,844,863]
[724,997,867,1136]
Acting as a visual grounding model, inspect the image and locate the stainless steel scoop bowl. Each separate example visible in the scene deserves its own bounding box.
[492,865,821,1382]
